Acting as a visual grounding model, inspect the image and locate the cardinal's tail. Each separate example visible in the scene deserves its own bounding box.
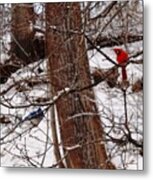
[121,66,127,80]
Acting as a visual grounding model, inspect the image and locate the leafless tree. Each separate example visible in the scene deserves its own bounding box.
[46,2,115,169]
[0,1,143,169]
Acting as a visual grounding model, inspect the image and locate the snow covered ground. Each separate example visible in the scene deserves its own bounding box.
[0,1,143,169]
[0,40,143,169]
[88,41,143,170]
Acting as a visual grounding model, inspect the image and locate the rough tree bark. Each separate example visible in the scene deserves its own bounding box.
[11,3,35,64]
[46,3,115,169]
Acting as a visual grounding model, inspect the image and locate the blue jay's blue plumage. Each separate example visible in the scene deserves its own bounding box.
[22,107,44,127]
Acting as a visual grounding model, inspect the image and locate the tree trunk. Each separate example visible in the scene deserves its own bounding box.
[46,2,115,169]
[11,3,36,64]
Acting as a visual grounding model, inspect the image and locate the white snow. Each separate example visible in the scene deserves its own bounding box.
[0,2,143,170]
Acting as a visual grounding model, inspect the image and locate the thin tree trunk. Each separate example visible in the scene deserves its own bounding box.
[46,2,115,169]
[50,104,65,168]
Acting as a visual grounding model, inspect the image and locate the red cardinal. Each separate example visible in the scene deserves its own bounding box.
[113,48,128,81]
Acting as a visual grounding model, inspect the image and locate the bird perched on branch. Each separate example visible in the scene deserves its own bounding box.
[22,107,44,127]
[113,48,129,81]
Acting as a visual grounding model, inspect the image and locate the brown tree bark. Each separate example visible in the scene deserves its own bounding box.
[11,3,35,64]
[46,2,115,169]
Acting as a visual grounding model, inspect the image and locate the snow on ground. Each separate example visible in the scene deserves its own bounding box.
[1,41,143,169]
[0,58,56,167]
[87,41,143,170]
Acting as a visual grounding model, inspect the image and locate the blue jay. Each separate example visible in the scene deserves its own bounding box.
[22,107,44,127]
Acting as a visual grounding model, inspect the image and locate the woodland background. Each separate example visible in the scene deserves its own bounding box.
[0,1,143,169]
